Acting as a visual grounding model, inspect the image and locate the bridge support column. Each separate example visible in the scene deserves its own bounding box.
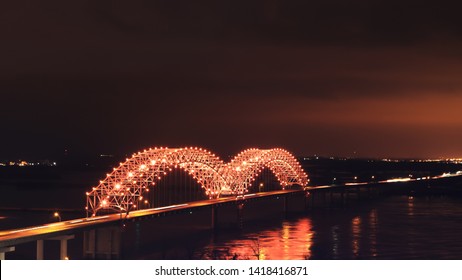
[61,239,68,260]
[35,235,73,260]
[0,246,15,260]
[211,204,218,229]
[345,188,350,204]
[236,202,244,229]
[283,195,288,214]
[50,235,74,260]
[304,191,309,211]
[84,227,121,259]
[37,240,44,260]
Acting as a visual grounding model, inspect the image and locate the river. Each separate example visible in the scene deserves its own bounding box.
[134,195,462,260]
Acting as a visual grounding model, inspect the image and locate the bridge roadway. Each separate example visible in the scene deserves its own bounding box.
[0,189,304,248]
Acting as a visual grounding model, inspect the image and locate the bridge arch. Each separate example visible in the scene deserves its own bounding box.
[226,148,309,194]
[86,147,308,216]
[86,147,226,216]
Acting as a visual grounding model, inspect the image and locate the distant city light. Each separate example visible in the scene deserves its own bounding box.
[0,160,58,167]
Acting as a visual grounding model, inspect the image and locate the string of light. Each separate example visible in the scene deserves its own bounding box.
[86,147,308,216]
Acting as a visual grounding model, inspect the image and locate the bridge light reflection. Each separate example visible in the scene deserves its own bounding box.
[351,216,361,257]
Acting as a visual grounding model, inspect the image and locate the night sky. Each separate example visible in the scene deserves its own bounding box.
[2,1,462,159]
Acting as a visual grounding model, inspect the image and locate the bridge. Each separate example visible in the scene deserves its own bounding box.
[1,147,460,259]
[86,147,308,216]
[0,147,309,259]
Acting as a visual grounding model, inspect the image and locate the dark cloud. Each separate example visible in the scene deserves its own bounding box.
[2,1,462,44]
[1,1,462,159]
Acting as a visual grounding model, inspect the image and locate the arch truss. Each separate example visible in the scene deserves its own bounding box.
[86,147,308,216]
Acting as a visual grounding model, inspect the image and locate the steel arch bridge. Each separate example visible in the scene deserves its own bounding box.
[86,147,308,216]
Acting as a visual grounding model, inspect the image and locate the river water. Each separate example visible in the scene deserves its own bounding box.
[138,195,462,260]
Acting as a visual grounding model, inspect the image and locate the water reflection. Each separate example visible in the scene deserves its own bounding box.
[369,209,378,257]
[200,218,314,260]
[331,225,339,258]
[408,196,415,217]
[296,218,314,259]
[351,216,361,257]
[282,221,290,258]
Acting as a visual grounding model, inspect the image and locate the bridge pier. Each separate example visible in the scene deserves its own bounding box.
[211,204,217,229]
[346,189,351,204]
[304,191,310,210]
[84,227,121,259]
[36,240,44,260]
[36,235,74,260]
[0,246,15,260]
[236,201,244,229]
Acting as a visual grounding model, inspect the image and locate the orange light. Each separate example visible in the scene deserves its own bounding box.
[86,147,308,215]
